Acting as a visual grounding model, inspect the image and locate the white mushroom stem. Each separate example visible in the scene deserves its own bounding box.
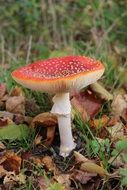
[51,92,76,157]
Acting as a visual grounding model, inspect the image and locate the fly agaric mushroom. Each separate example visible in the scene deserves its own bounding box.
[11,55,105,157]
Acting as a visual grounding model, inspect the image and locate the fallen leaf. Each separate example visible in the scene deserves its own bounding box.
[0,111,14,120]
[0,83,7,99]
[0,165,7,178]
[71,169,97,184]
[35,176,49,190]
[80,162,108,177]
[6,96,25,115]
[71,90,102,121]
[74,152,108,177]
[0,118,13,128]
[111,94,127,118]
[107,117,118,126]
[3,172,26,186]
[74,151,89,163]
[34,135,42,145]
[53,174,71,188]
[71,97,89,121]
[107,122,124,140]
[109,155,124,168]
[90,82,113,101]
[0,141,6,150]
[1,152,21,174]
[0,123,30,140]
[25,98,40,116]
[31,112,57,146]
[90,115,109,129]
[41,156,59,175]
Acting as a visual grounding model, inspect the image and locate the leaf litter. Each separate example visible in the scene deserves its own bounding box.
[0,83,127,189]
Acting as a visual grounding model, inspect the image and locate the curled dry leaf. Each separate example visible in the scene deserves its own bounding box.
[71,90,102,121]
[31,112,57,146]
[6,96,25,115]
[71,169,97,184]
[111,94,127,118]
[1,151,21,174]
[90,82,113,101]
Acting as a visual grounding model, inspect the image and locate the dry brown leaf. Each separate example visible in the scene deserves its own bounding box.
[71,97,89,121]
[0,165,7,178]
[90,82,113,101]
[107,117,118,126]
[107,122,125,140]
[25,98,40,116]
[0,117,13,128]
[0,83,7,99]
[31,112,57,146]
[71,90,102,121]
[74,151,89,163]
[3,172,26,186]
[71,169,97,184]
[74,152,108,177]
[6,96,25,115]
[0,111,14,120]
[90,115,109,129]
[111,94,127,118]
[0,141,6,150]
[41,156,59,175]
[36,176,49,190]
[80,162,108,177]
[1,94,9,102]
[53,174,71,188]
[34,135,42,145]
[1,151,21,174]
[108,155,124,168]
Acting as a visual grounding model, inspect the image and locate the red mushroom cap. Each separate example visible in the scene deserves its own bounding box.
[12,55,105,93]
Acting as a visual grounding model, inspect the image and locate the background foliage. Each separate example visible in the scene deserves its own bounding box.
[0,0,127,89]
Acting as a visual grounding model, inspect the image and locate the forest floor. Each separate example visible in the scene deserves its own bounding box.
[0,1,127,189]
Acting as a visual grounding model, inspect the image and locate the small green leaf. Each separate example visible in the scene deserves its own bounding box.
[116,139,127,152]
[0,124,30,140]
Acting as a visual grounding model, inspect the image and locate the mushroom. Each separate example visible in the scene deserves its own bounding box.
[11,55,105,157]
